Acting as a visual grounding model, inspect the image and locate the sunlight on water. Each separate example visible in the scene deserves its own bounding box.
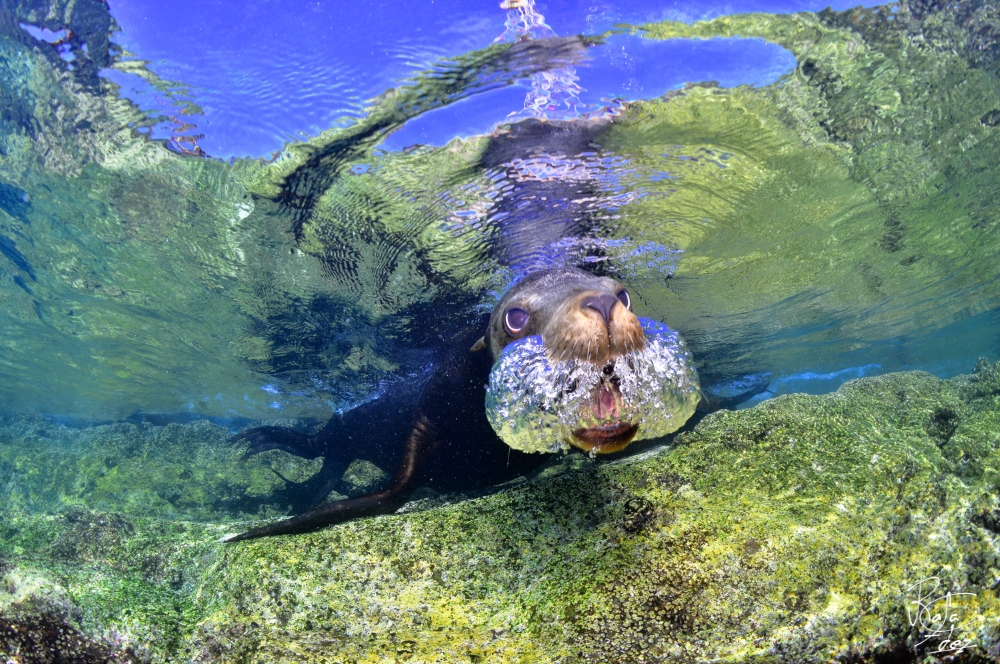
[496,0,585,121]
[0,0,998,422]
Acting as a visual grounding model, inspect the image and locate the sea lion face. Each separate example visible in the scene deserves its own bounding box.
[487,268,646,366]
[484,267,650,453]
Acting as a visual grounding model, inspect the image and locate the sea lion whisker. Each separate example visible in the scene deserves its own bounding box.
[558,341,569,363]
[627,329,638,355]
[548,340,562,362]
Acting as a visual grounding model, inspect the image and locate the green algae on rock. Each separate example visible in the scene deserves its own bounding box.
[627,4,1000,382]
[0,417,322,521]
[3,0,1000,660]
[2,362,1000,662]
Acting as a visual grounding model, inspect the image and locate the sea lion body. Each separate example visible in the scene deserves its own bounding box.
[236,327,542,514]
[227,267,766,542]
[225,117,766,542]
[227,267,633,541]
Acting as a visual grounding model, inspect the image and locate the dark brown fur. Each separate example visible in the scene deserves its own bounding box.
[225,268,767,542]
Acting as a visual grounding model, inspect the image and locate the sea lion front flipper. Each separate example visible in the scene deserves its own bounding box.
[232,423,349,513]
[233,425,327,459]
[224,412,436,543]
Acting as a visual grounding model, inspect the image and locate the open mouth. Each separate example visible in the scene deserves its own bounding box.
[570,380,639,453]
[571,421,639,453]
[484,323,700,455]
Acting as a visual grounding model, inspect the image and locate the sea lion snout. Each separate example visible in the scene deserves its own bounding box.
[581,293,620,327]
[483,268,652,454]
[542,289,645,364]
[484,267,705,459]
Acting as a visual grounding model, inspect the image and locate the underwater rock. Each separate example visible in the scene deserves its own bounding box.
[2,363,1000,662]
[337,459,390,498]
[0,417,317,520]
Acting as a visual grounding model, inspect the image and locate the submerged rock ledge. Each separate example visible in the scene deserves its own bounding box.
[2,363,1000,662]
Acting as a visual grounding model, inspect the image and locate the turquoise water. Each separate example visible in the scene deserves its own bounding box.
[1,0,998,423]
[0,4,995,434]
[3,0,1000,659]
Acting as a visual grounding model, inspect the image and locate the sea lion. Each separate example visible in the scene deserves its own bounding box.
[225,267,766,542]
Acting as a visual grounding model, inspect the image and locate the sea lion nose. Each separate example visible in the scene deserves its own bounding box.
[581,293,620,326]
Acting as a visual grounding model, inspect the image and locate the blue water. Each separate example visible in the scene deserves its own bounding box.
[100,0,878,159]
[6,0,998,420]
[382,35,798,151]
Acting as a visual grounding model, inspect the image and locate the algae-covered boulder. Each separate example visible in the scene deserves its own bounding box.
[2,362,1000,662]
[3,3,1000,659]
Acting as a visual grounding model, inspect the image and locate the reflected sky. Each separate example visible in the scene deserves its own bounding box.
[102,0,882,159]
[8,0,998,420]
[382,35,798,151]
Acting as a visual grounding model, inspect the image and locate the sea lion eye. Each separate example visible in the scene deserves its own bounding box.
[504,307,529,335]
[616,289,631,310]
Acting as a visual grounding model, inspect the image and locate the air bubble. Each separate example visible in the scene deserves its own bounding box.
[485,317,700,454]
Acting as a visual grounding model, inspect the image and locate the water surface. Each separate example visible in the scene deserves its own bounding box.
[0,0,998,423]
